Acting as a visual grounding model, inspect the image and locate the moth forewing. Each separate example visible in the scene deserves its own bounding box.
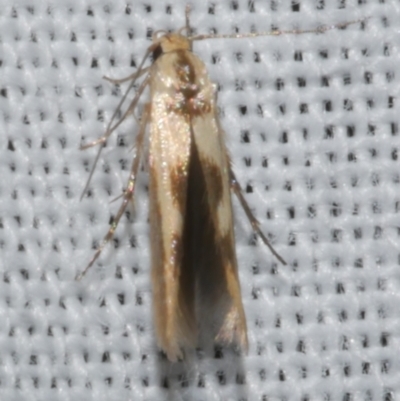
[148,40,195,361]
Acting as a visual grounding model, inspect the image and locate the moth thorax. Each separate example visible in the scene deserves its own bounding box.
[158,33,191,54]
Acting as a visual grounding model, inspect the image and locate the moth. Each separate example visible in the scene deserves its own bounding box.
[78,9,367,361]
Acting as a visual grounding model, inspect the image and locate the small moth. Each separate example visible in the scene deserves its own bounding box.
[78,9,366,361]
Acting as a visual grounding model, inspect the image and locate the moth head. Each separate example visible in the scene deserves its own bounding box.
[152,32,191,58]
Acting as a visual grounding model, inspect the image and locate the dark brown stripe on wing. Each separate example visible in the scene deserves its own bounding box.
[169,165,188,211]
[183,124,245,347]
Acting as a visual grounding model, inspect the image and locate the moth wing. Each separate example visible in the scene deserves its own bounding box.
[189,76,248,350]
[148,60,196,361]
[149,46,247,359]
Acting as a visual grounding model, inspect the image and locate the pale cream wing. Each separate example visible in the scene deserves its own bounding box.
[148,54,195,361]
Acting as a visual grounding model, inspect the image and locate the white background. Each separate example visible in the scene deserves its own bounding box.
[0,1,399,400]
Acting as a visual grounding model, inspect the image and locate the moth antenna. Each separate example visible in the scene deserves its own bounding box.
[189,17,370,42]
[185,4,193,37]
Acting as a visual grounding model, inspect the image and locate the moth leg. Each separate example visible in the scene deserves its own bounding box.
[80,75,150,200]
[76,104,151,280]
[103,66,150,85]
[229,169,287,265]
[103,41,156,85]
[81,75,150,151]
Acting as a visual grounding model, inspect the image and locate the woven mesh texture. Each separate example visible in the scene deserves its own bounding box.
[0,1,399,400]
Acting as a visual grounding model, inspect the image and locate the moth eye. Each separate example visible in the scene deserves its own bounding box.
[152,45,163,61]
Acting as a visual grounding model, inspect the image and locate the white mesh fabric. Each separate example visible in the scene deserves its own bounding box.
[0,1,399,400]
